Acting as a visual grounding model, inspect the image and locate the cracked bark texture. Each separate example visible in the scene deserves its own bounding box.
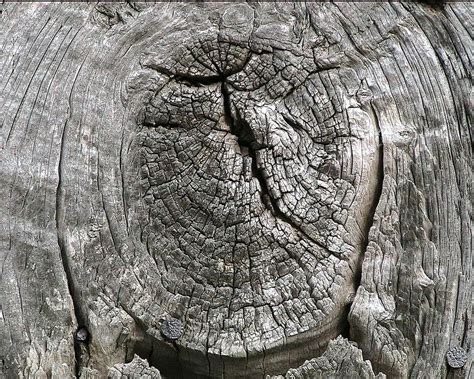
[0,2,471,379]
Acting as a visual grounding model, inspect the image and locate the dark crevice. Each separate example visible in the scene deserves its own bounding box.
[142,64,223,86]
[222,80,280,209]
[56,120,89,378]
[340,302,353,340]
[222,81,330,253]
[461,310,469,346]
[54,59,90,378]
[133,338,183,379]
[352,103,384,292]
[417,0,446,10]
[221,81,259,152]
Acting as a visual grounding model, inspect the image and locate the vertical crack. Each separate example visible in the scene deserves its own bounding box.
[222,80,287,214]
[56,76,89,376]
[348,103,385,337]
[356,103,384,279]
[222,81,330,252]
[56,121,86,378]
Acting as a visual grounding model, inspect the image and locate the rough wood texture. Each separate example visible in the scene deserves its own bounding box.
[108,355,161,379]
[0,2,471,379]
[269,336,385,379]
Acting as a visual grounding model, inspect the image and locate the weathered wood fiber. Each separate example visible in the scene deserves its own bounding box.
[0,2,471,379]
[269,336,385,379]
[108,355,161,379]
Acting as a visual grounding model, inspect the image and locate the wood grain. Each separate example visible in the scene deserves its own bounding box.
[0,2,471,378]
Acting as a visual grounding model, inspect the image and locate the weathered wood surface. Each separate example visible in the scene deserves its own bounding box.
[269,337,385,379]
[108,355,161,379]
[0,2,471,378]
